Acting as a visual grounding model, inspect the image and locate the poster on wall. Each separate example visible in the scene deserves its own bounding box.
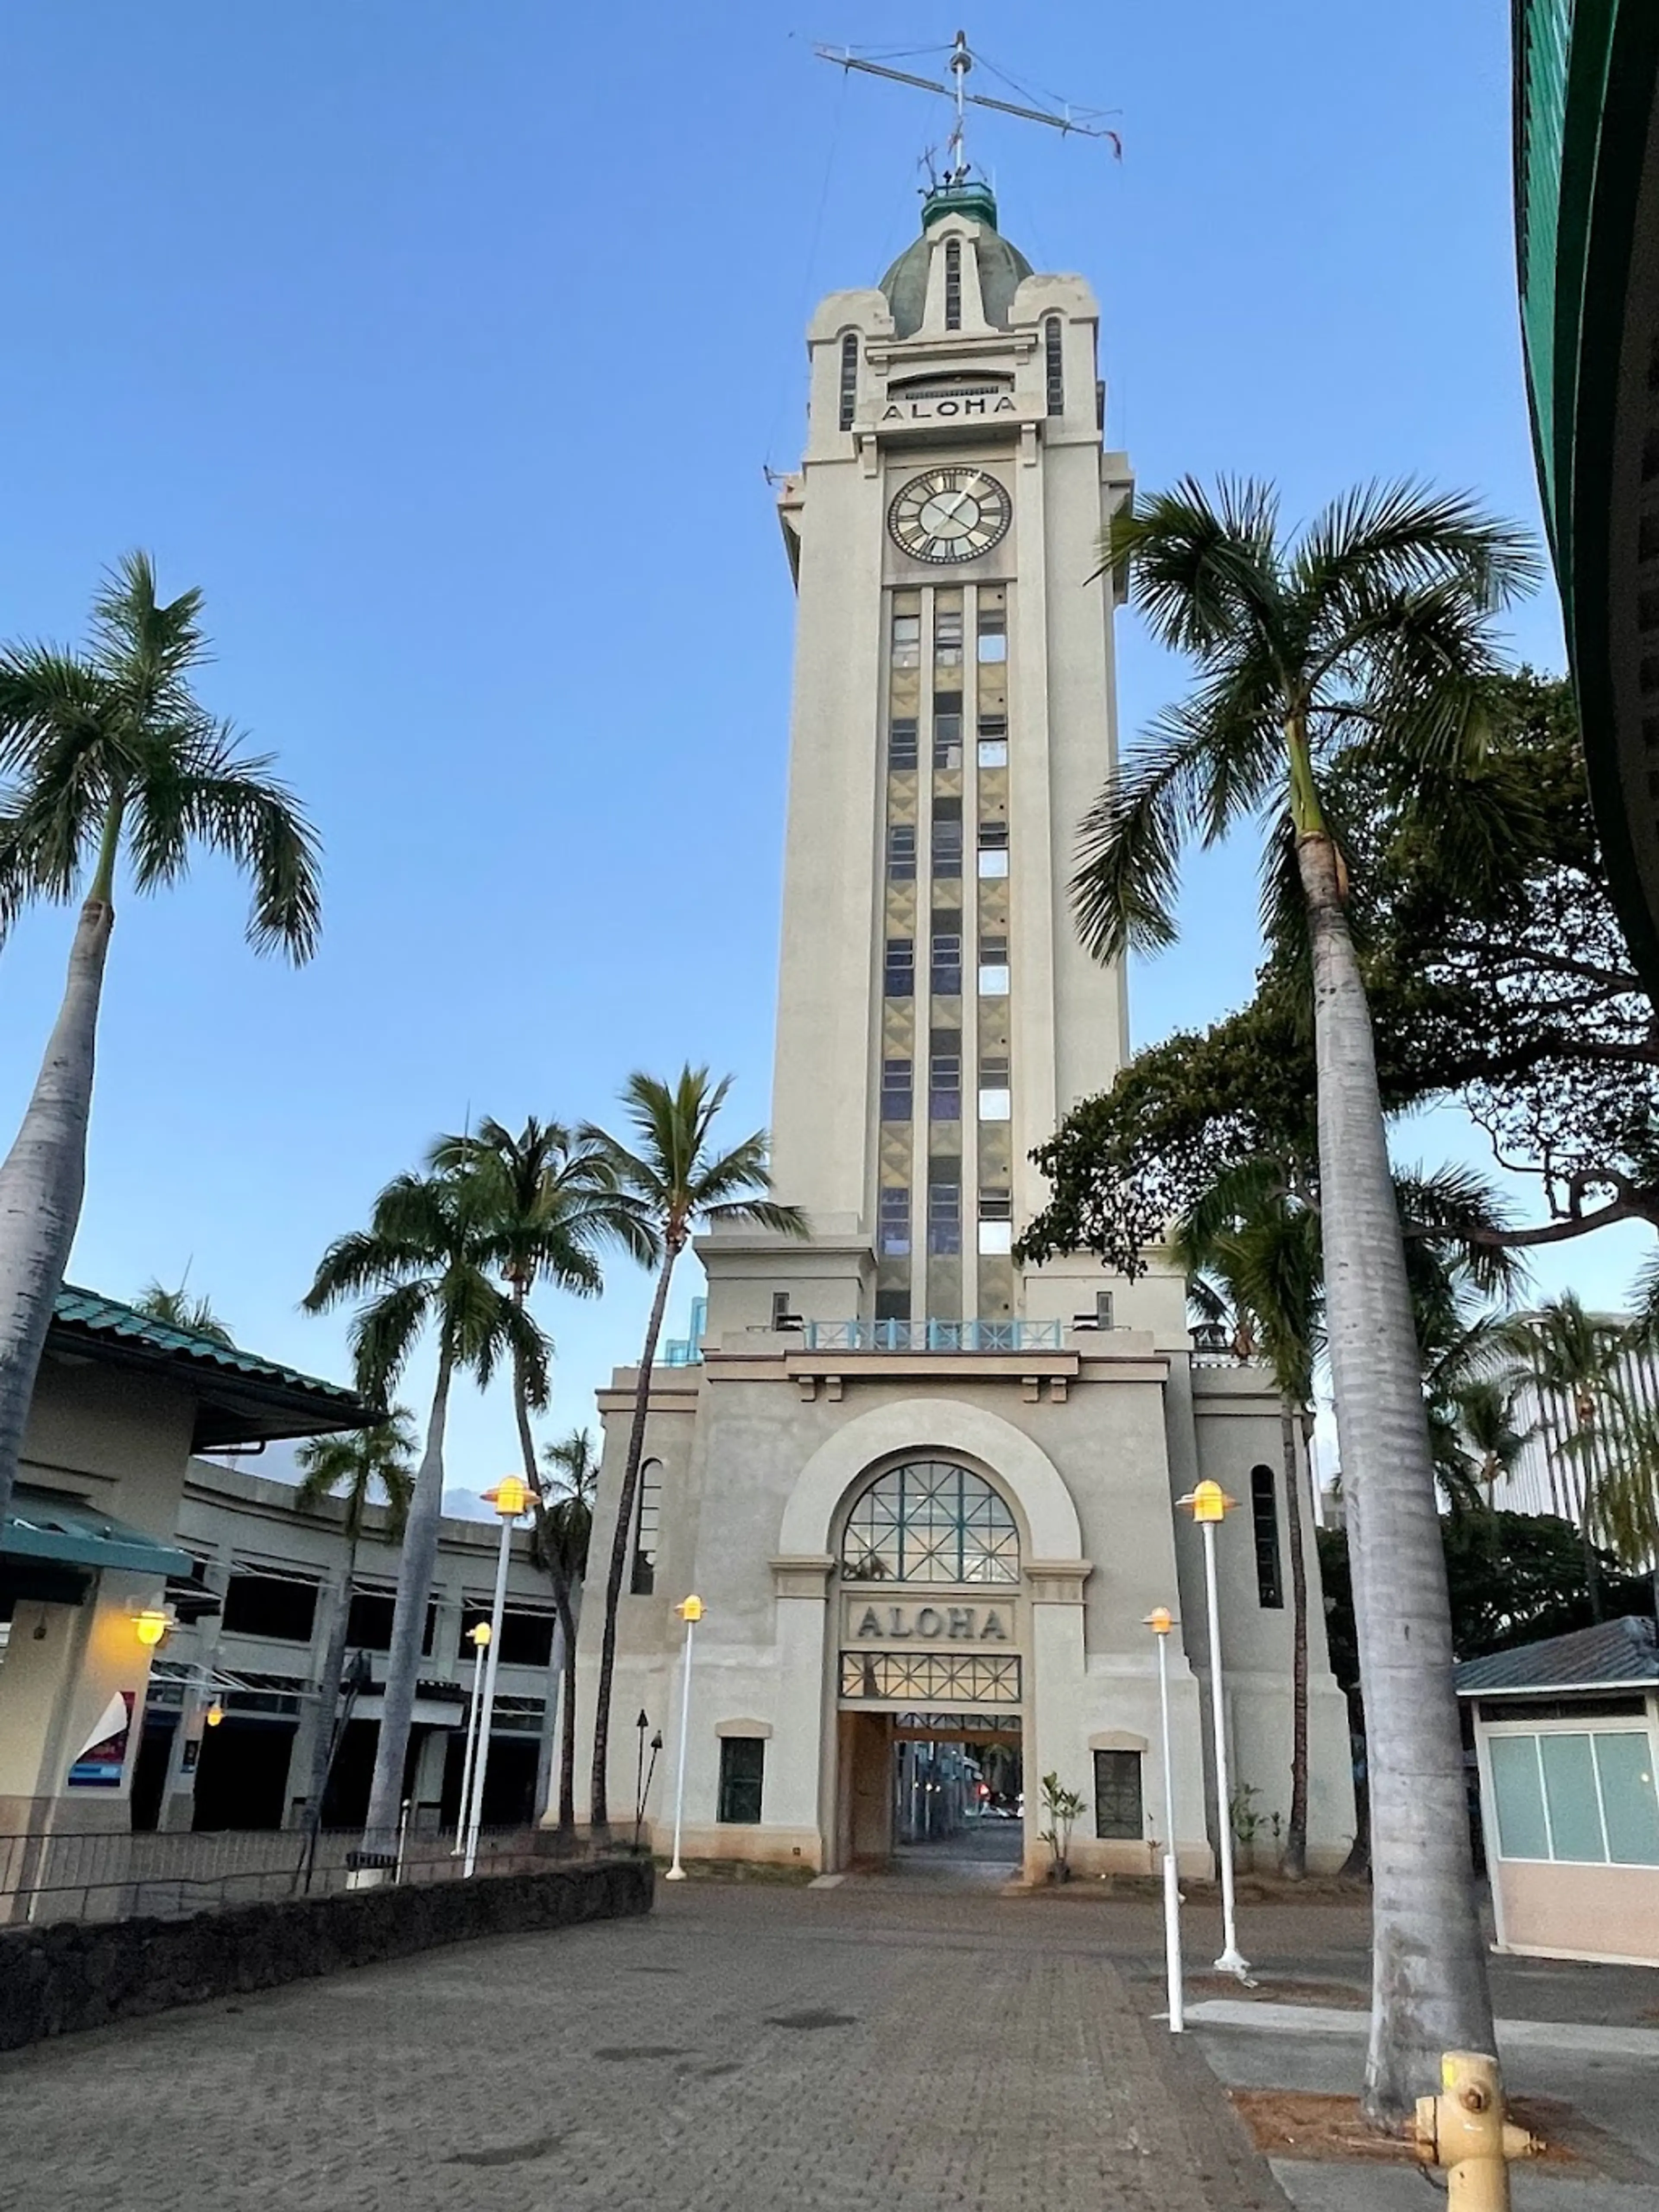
[67,1689,135,1788]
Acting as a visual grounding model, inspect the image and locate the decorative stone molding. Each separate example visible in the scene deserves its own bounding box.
[769,1554,834,1601]
[1088,1728,1149,1754]
[1025,1558,1092,1606]
[715,1719,774,1740]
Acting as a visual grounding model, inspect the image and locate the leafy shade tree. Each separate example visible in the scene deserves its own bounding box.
[293,1413,417,1824]
[1068,478,1538,2123]
[583,1067,806,1833]
[1175,1164,1321,1878]
[0,554,321,1531]
[133,1279,234,1347]
[303,1164,548,1852]
[428,1118,652,1836]
[534,1429,600,1832]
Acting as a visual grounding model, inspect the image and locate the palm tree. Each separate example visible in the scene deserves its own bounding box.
[429,1117,652,1835]
[1176,1162,1321,1879]
[582,1066,806,1833]
[292,1412,417,1825]
[535,1429,600,1833]
[0,553,321,1530]
[302,1162,548,1852]
[133,1279,235,1347]
[1071,478,1538,2123]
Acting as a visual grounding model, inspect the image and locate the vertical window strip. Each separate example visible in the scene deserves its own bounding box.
[944,238,962,330]
[1045,316,1064,415]
[839,333,859,430]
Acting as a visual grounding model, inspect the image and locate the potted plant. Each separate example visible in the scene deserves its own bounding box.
[1039,1771,1085,1883]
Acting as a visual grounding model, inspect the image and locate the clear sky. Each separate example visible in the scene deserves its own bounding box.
[0,3,1631,1511]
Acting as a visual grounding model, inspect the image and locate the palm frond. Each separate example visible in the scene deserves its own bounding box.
[1071,709,1215,961]
[1294,481,1541,615]
[1103,476,1284,657]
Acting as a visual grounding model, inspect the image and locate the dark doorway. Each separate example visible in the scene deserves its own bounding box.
[129,1713,175,1833]
[191,1718,296,1831]
[891,1718,1022,1869]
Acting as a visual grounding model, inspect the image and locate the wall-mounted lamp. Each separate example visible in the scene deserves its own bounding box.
[133,1607,175,1648]
[204,1703,225,1727]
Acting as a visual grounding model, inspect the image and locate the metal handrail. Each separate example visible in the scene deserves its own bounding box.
[801,1318,1065,1353]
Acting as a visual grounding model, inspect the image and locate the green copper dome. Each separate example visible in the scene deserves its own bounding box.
[878,183,1034,340]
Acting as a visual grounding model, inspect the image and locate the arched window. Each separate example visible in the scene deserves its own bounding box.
[1044,315,1065,416]
[838,332,859,431]
[944,238,963,331]
[1249,1463,1283,1609]
[841,1460,1018,1584]
[631,1460,662,1595]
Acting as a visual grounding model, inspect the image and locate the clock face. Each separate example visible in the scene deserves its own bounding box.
[887,467,1011,565]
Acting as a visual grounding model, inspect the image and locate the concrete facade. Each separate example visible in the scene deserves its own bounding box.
[574,184,1354,1879]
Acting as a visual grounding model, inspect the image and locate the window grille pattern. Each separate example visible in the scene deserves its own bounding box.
[1093,1749,1144,1839]
[1250,1463,1284,1608]
[839,333,859,430]
[718,1736,765,1823]
[1045,315,1065,414]
[944,237,962,330]
[631,1459,661,1594]
[840,1651,1021,1703]
[841,1460,1019,1583]
[878,1187,912,1257]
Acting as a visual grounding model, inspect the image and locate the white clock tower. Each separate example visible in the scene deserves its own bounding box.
[575,180,1354,1884]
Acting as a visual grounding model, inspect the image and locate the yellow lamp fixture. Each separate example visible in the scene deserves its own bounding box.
[676,1595,704,1623]
[1144,1606,1176,1637]
[204,1703,225,1727]
[133,1606,174,1648]
[1176,1480,1237,1524]
[468,1620,492,1649]
[484,1474,531,1520]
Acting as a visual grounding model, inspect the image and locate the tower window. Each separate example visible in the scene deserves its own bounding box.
[839,332,860,431]
[931,797,963,877]
[944,237,962,330]
[934,605,964,665]
[933,691,964,769]
[977,713,1008,769]
[927,1177,962,1255]
[890,717,920,771]
[881,1057,913,1121]
[978,933,1009,996]
[978,602,1007,664]
[979,1054,1011,1121]
[978,821,1010,878]
[631,1460,661,1595]
[884,936,915,997]
[1250,1463,1284,1609]
[879,1186,912,1257]
[929,1031,962,1121]
[887,823,917,881]
[1045,315,1065,416]
[891,612,922,668]
[930,928,963,996]
[978,1190,1013,1254]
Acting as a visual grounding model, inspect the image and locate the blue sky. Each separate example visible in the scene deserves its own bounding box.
[0,3,1634,1510]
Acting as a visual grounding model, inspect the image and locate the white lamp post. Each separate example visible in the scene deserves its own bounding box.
[462,1474,530,1878]
[1144,1605,1184,2032]
[452,1620,492,1855]
[1177,1480,1250,1980]
[664,1595,702,1882]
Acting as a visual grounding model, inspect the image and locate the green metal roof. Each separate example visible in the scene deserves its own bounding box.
[2,1483,191,1580]
[879,188,1034,341]
[47,1284,373,1448]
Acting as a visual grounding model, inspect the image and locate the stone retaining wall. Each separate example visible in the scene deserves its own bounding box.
[0,1856,653,2052]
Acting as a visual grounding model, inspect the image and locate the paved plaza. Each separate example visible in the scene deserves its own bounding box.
[0,1870,1269,2212]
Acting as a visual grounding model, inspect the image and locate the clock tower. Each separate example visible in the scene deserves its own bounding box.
[574,181,1354,1884]
[767,177,1131,1330]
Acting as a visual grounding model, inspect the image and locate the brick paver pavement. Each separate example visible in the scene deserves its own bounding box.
[0,1874,1268,2212]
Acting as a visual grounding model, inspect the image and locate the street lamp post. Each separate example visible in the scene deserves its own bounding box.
[453,1620,492,1855]
[463,1474,531,1878]
[1144,1607,1185,2032]
[1177,1480,1250,1980]
[664,1595,702,1882]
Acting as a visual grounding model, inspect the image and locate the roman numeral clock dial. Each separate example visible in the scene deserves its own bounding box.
[887,467,1012,564]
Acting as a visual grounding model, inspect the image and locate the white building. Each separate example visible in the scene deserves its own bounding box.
[575,178,1354,1879]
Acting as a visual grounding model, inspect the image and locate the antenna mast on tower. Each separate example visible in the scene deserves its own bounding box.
[814,29,1122,175]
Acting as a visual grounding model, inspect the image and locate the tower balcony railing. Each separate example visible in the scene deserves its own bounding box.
[801,1318,1065,1354]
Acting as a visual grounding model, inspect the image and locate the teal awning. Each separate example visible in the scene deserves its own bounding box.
[2,1485,191,1580]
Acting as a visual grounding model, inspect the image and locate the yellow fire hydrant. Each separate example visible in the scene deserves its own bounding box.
[1412,2050,1542,2210]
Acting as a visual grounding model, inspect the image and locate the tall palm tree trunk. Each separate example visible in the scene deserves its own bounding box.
[1281,1398,1310,1880]
[306,1532,358,1827]
[591,1251,676,1834]
[507,1344,580,1836]
[363,1346,453,1851]
[1297,828,1494,2123]
[0,878,116,1521]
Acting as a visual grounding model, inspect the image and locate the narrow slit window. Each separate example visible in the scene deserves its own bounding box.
[884,936,915,997]
[839,333,859,431]
[631,1460,661,1595]
[1250,1463,1284,1608]
[1045,315,1065,415]
[933,689,964,770]
[978,821,1010,878]
[978,933,1009,996]
[928,1177,962,1255]
[881,1057,914,1121]
[931,928,963,996]
[878,1186,912,1257]
[887,823,917,881]
[931,798,963,877]
[890,717,920,771]
[929,1031,962,1121]
[944,238,962,330]
[978,1053,1011,1121]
